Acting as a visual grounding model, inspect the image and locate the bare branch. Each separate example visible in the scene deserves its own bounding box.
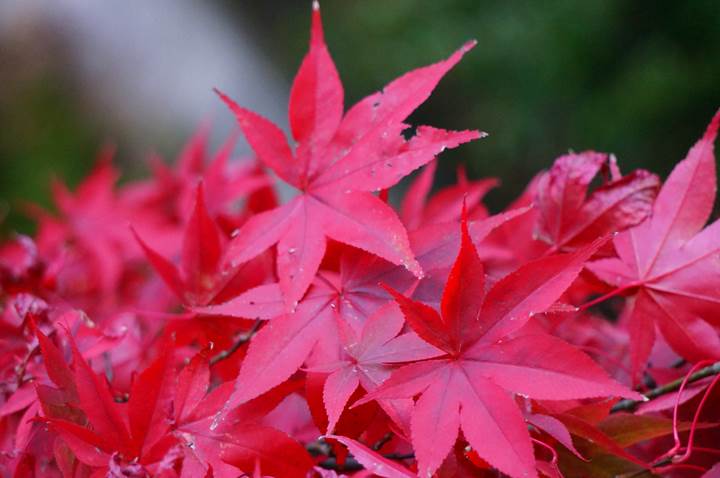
[611,361,720,413]
[318,453,414,472]
[372,432,393,451]
[209,319,261,365]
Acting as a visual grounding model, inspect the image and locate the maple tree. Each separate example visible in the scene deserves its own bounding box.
[2,2,720,478]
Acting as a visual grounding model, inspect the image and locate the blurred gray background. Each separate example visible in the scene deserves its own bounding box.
[1,0,719,233]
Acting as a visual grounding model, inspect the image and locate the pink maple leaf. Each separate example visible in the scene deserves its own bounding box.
[216,4,481,309]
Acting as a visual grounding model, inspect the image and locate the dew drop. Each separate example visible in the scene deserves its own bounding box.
[230,229,240,238]
[209,412,221,431]
[288,247,296,255]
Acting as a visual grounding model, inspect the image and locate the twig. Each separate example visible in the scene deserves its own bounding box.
[372,432,393,451]
[306,440,331,457]
[317,362,720,473]
[310,436,413,471]
[611,361,720,413]
[318,453,414,472]
[114,393,130,403]
[315,361,720,473]
[209,319,261,365]
[318,456,364,472]
[619,457,672,478]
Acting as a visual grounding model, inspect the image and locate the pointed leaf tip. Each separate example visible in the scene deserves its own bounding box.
[706,107,720,138]
[310,0,325,44]
[214,88,239,114]
[461,196,470,234]
[462,39,478,52]
[458,196,478,257]
[194,179,205,201]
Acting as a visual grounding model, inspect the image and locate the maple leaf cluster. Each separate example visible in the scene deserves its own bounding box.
[3,4,720,478]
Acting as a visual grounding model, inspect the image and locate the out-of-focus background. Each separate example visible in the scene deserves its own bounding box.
[1,0,719,234]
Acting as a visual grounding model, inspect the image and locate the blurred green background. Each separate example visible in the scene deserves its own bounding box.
[2,0,719,234]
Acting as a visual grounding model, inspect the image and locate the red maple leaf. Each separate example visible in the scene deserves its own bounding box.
[35,152,135,298]
[588,110,720,378]
[36,326,312,478]
[173,353,313,478]
[134,182,272,309]
[133,182,275,351]
[215,4,481,309]
[134,182,225,307]
[200,248,414,412]
[357,211,639,477]
[400,160,497,231]
[37,330,176,476]
[320,302,442,434]
[31,149,179,315]
[405,205,531,306]
[196,211,523,411]
[534,151,659,252]
[125,124,272,233]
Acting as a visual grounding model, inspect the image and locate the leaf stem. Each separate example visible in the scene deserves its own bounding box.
[577,282,639,312]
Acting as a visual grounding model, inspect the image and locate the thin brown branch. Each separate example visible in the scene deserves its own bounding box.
[318,456,364,472]
[611,361,720,413]
[114,393,130,403]
[306,440,331,457]
[209,319,261,365]
[314,361,720,473]
[310,436,413,471]
[372,432,393,451]
[318,453,414,472]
